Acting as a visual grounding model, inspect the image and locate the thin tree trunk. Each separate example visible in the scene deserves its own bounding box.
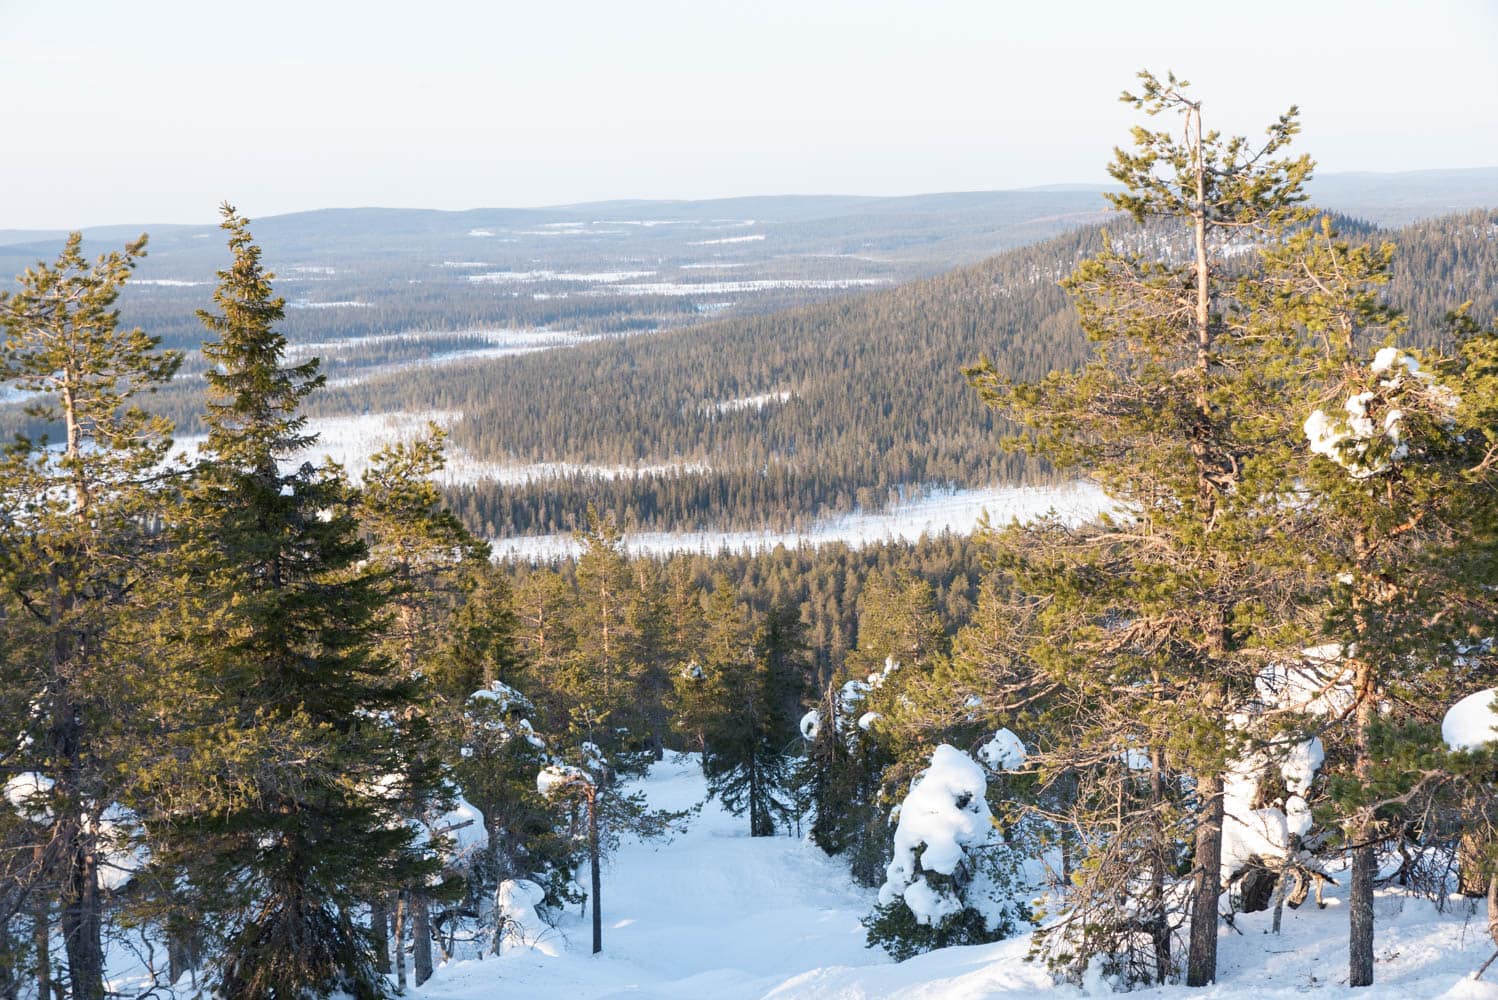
[1186,769,1224,987]
[413,896,433,986]
[0,915,16,1000]
[1487,870,1498,950]
[589,789,602,955]
[1349,662,1377,988]
[1150,747,1171,983]
[33,847,49,1000]
[59,819,103,1000]
[394,894,407,994]
[372,897,391,973]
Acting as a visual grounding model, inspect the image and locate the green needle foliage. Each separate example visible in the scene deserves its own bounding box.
[0,231,180,1000]
[154,205,431,1000]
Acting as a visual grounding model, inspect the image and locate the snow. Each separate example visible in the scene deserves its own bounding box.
[705,390,794,414]
[595,277,889,296]
[800,709,822,741]
[977,728,1027,771]
[688,234,767,245]
[1305,346,1459,478]
[467,269,657,284]
[423,754,878,999]
[86,751,1498,999]
[4,771,53,821]
[1444,688,1498,751]
[492,481,1115,561]
[496,879,555,954]
[879,745,993,924]
[537,764,593,797]
[429,795,489,863]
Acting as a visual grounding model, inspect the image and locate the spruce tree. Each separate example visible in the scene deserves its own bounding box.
[689,582,802,836]
[156,205,428,1000]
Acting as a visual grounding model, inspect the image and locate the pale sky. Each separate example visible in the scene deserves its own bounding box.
[2,0,1496,229]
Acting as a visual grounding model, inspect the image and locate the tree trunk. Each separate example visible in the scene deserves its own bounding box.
[413,896,433,986]
[166,915,200,985]
[394,894,407,993]
[0,916,17,1000]
[1149,748,1171,983]
[1487,870,1498,950]
[372,897,391,973]
[1186,769,1223,987]
[33,849,49,1000]
[1238,860,1279,914]
[60,822,104,1000]
[1349,662,1376,988]
[1461,828,1490,897]
[589,789,602,955]
[1349,839,1376,987]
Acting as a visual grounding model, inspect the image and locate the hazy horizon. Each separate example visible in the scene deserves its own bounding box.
[4,0,1496,229]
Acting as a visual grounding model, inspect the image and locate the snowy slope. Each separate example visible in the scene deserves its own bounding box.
[422,754,879,999]
[418,754,1498,1000]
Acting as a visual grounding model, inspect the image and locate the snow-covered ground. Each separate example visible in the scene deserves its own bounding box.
[491,482,1115,561]
[425,755,879,1000]
[412,754,1498,1000]
[170,410,710,488]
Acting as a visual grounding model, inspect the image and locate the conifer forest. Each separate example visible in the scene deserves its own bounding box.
[5,32,1498,1000]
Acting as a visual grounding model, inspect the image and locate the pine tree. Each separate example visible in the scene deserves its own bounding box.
[154,205,429,1000]
[0,232,180,1000]
[965,71,1316,986]
[1264,226,1498,985]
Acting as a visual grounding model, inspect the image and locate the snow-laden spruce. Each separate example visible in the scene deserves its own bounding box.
[867,744,1027,960]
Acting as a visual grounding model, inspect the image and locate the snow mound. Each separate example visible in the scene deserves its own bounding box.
[880,745,993,925]
[977,728,1026,771]
[1445,688,1498,751]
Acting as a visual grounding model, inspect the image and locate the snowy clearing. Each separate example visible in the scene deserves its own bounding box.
[688,233,767,245]
[404,754,1498,1000]
[590,277,891,297]
[491,482,1115,561]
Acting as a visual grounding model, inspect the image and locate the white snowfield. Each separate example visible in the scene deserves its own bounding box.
[492,482,1114,561]
[411,753,1498,1000]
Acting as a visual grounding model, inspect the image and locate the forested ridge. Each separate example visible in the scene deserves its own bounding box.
[425,208,1498,536]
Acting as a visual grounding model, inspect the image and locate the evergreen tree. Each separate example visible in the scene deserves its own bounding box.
[155,205,429,1000]
[688,582,802,836]
[966,71,1316,986]
[0,232,180,1000]
[356,428,492,986]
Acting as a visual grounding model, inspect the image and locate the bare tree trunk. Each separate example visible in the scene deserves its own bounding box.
[0,916,17,1000]
[372,897,391,973]
[1461,828,1490,897]
[413,896,433,986]
[394,894,407,994]
[1150,747,1171,983]
[1186,770,1223,987]
[1349,662,1376,988]
[59,820,103,1000]
[33,849,49,1000]
[1349,839,1376,987]
[1487,870,1498,950]
[589,789,602,955]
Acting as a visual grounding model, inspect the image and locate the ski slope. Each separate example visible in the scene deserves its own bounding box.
[418,754,1498,1000]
